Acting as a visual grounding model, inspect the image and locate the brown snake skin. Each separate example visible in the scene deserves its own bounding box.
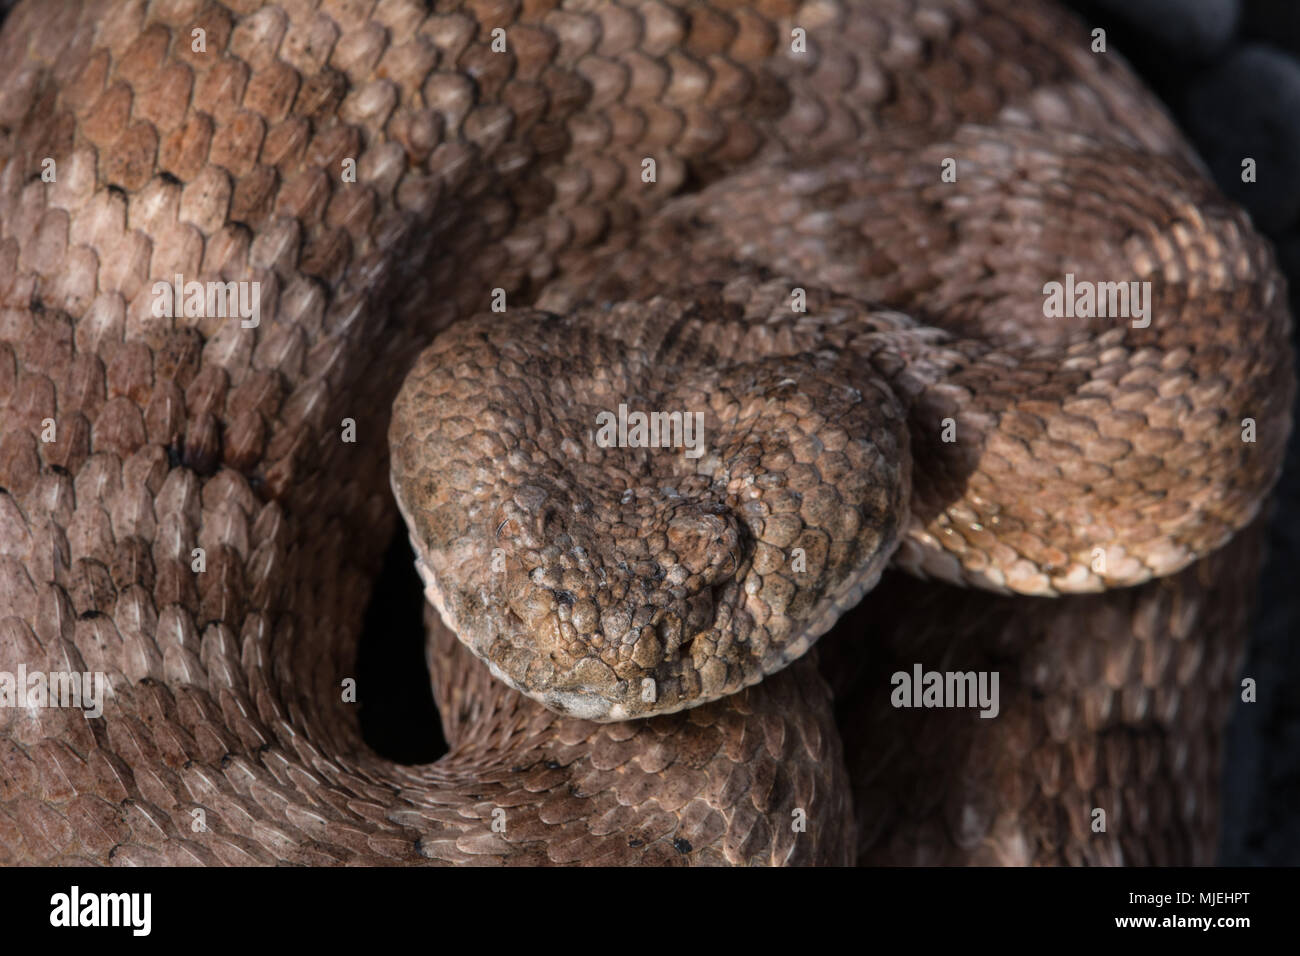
[0,0,1292,866]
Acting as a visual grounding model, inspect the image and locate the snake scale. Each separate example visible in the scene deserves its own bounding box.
[0,0,1291,866]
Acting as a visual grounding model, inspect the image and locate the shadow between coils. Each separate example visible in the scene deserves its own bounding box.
[357,527,449,764]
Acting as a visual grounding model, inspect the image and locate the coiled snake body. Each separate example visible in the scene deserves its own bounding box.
[0,0,1291,865]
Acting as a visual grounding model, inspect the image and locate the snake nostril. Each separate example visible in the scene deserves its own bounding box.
[666,510,742,578]
[657,612,684,651]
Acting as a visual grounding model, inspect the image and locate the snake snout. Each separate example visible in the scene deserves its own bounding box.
[449,491,754,721]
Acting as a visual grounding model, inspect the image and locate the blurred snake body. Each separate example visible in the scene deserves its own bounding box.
[0,0,1290,866]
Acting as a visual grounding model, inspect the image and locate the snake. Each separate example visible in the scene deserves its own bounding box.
[0,0,1291,867]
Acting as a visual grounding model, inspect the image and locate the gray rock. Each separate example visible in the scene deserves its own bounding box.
[1242,0,1300,59]
[1185,46,1300,234]
[1086,0,1240,59]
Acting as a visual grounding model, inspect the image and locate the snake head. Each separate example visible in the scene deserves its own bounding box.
[390,307,910,720]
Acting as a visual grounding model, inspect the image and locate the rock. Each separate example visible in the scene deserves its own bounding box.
[1184,46,1300,234]
[1241,0,1300,59]
[1082,0,1240,60]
